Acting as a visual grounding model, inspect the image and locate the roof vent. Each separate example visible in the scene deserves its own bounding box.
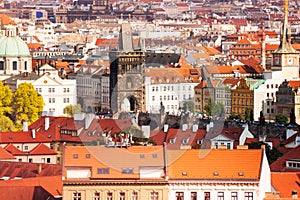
[9,135,12,139]
[213,172,219,176]
[182,172,187,176]
[238,172,244,176]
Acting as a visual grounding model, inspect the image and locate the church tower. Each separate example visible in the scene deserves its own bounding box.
[109,22,146,114]
[272,0,299,80]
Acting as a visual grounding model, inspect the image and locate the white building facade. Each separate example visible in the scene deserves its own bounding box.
[145,68,200,114]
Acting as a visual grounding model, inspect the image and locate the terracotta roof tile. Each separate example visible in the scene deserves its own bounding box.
[29,143,57,155]
[0,131,51,144]
[168,149,263,179]
[4,144,26,156]
[0,176,62,198]
[0,161,62,179]
[0,147,15,160]
[64,146,164,179]
[0,14,16,25]
[271,172,300,198]
[270,145,300,172]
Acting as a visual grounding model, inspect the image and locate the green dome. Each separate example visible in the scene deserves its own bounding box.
[0,36,30,57]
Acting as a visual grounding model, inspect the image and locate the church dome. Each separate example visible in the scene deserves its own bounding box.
[0,25,30,57]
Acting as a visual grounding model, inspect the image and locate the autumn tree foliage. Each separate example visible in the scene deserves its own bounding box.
[11,83,44,129]
[63,104,82,117]
[0,81,12,116]
[0,82,14,131]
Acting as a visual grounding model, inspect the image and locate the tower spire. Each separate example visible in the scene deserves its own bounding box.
[274,0,297,53]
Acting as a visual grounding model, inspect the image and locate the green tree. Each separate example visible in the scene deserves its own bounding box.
[248,141,283,164]
[228,113,242,120]
[204,99,224,117]
[12,83,44,127]
[183,101,194,113]
[0,115,15,131]
[244,108,252,121]
[275,114,288,124]
[0,81,12,116]
[63,104,82,117]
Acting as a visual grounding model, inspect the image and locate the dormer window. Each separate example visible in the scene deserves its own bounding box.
[182,138,189,145]
[286,159,300,169]
[170,138,176,144]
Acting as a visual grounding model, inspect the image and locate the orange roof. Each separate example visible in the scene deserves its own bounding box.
[271,172,300,198]
[0,147,15,160]
[288,80,300,89]
[64,146,164,179]
[0,14,16,25]
[236,37,252,45]
[27,43,42,50]
[168,149,263,179]
[145,68,201,84]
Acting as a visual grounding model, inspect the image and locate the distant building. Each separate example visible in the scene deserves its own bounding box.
[0,25,32,81]
[231,79,254,117]
[145,67,201,114]
[109,22,145,114]
[5,63,77,116]
[76,64,110,113]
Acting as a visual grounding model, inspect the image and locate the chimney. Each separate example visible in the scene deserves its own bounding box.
[163,124,169,133]
[38,164,42,174]
[45,117,50,131]
[23,121,28,132]
[192,124,198,133]
[32,129,36,139]
[182,124,188,132]
[85,113,94,129]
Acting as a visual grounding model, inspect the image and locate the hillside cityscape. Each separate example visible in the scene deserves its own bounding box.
[0,0,299,199]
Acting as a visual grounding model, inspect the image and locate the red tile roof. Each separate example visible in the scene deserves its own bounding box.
[0,147,15,160]
[270,145,300,172]
[79,118,133,143]
[222,78,241,87]
[29,116,82,143]
[0,176,62,199]
[29,143,57,155]
[0,161,62,179]
[0,131,51,144]
[4,144,26,156]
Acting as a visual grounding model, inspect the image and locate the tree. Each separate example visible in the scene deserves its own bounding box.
[183,101,194,113]
[228,113,242,120]
[248,141,283,164]
[0,81,12,116]
[204,99,224,117]
[63,104,82,117]
[0,115,15,131]
[12,83,44,127]
[244,108,252,121]
[275,114,288,124]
